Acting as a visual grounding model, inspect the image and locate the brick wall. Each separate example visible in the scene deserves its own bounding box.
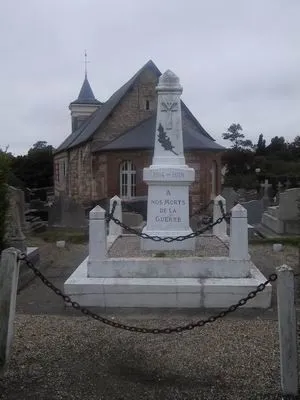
[94,150,222,209]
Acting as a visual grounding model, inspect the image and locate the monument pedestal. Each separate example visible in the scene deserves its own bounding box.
[141,166,195,251]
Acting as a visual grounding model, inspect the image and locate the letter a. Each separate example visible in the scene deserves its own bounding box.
[166,190,171,196]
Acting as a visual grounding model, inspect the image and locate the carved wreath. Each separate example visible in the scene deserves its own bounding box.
[157,123,178,155]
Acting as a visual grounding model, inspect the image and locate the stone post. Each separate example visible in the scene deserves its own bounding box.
[276,265,298,397]
[87,205,107,277]
[0,248,20,373]
[229,204,249,260]
[213,195,227,239]
[108,195,122,239]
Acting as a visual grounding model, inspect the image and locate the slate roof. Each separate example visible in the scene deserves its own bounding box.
[56,60,222,154]
[70,75,101,105]
[94,113,224,152]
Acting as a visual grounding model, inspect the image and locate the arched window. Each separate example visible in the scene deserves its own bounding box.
[120,160,136,199]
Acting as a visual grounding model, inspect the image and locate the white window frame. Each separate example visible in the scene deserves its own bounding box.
[120,160,136,199]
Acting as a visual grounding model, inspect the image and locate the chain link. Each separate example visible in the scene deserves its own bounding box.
[18,253,277,334]
[109,214,225,242]
[106,201,228,242]
[105,200,117,223]
[219,200,232,222]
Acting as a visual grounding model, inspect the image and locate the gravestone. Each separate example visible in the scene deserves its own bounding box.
[123,212,144,230]
[240,199,264,225]
[261,188,300,235]
[141,70,195,250]
[221,187,239,211]
[278,188,300,222]
[48,195,88,228]
[260,179,273,208]
[6,186,26,252]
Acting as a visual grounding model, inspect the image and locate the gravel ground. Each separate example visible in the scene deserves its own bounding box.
[1,315,281,400]
[2,236,299,399]
[109,235,229,258]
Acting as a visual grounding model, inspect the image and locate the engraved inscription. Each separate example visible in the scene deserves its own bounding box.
[151,170,185,179]
[151,190,185,224]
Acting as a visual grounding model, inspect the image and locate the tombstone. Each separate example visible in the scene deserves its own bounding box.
[5,186,26,252]
[260,179,272,198]
[48,195,88,228]
[277,181,284,193]
[260,179,273,209]
[278,188,300,222]
[122,212,144,230]
[261,188,300,235]
[285,179,292,189]
[221,187,239,211]
[240,199,264,225]
[141,70,195,251]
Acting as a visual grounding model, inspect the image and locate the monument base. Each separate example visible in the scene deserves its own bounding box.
[140,228,195,251]
[64,257,271,308]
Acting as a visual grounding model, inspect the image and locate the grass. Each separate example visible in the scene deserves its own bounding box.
[33,227,88,244]
[250,235,300,247]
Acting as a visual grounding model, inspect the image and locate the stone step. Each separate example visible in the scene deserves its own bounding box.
[266,206,278,218]
[30,221,47,233]
[64,258,272,309]
[254,223,281,239]
[261,212,284,234]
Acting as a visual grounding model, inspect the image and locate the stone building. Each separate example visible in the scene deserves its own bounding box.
[54,60,224,211]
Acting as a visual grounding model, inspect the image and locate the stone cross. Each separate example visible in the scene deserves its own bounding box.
[161,99,178,130]
[277,181,284,192]
[285,179,291,189]
[260,179,272,198]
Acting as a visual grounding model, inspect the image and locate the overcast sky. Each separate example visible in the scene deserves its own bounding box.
[1,0,299,155]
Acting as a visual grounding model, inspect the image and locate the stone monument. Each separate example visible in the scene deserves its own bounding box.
[141,70,195,251]
[6,186,26,252]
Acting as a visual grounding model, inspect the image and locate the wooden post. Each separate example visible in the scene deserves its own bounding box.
[276,265,298,397]
[0,248,20,373]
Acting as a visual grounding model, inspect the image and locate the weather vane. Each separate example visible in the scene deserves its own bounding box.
[84,50,90,78]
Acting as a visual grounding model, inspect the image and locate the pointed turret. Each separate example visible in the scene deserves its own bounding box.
[71,75,101,106]
[69,74,102,132]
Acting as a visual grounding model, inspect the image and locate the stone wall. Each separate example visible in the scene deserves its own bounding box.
[53,151,68,196]
[92,68,158,147]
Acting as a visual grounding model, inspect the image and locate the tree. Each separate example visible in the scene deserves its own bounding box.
[266,136,286,153]
[0,149,11,250]
[222,123,253,149]
[255,134,266,155]
[28,140,49,153]
[12,141,54,188]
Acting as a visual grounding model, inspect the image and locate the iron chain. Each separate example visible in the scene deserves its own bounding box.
[18,253,277,334]
[105,200,117,223]
[107,200,226,242]
[107,201,227,241]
